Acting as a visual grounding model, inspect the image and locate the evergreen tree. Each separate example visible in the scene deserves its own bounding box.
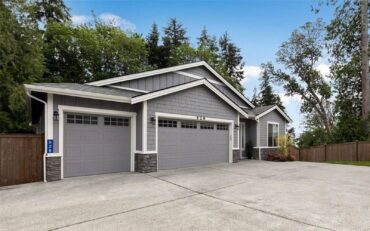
[325,0,369,141]
[162,18,189,66]
[29,0,71,23]
[197,27,219,66]
[146,23,160,67]
[219,32,245,91]
[256,63,285,110]
[0,1,44,132]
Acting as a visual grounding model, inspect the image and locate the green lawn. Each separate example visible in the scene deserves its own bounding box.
[328,161,370,167]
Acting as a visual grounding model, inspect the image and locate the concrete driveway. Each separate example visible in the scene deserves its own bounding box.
[1,161,370,231]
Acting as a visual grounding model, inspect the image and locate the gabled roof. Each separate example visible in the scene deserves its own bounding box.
[86,61,255,109]
[131,79,250,118]
[24,83,139,103]
[246,105,292,123]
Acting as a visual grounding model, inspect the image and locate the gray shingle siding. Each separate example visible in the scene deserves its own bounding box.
[52,94,137,152]
[258,110,286,147]
[147,85,239,151]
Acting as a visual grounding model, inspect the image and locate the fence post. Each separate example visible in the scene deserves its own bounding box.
[356,140,359,161]
[324,144,327,161]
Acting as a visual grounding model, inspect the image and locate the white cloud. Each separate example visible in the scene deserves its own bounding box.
[315,63,330,77]
[241,65,262,84]
[279,93,302,106]
[99,13,136,32]
[71,15,91,25]
[71,13,136,32]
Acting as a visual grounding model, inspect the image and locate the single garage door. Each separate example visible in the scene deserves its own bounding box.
[64,113,131,177]
[158,119,229,169]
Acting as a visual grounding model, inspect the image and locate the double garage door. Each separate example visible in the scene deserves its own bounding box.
[63,113,230,177]
[64,113,131,178]
[158,119,230,170]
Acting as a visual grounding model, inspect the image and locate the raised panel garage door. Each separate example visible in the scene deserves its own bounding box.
[64,113,131,177]
[158,120,229,170]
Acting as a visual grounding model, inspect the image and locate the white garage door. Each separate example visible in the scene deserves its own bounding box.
[64,113,131,177]
[158,119,229,170]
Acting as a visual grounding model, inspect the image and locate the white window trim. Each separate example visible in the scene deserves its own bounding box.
[267,121,279,148]
[152,112,235,170]
[58,105,137,179]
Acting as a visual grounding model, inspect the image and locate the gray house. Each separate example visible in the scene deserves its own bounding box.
[25,61,292,182]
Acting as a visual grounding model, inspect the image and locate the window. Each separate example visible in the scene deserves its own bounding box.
[181,121,197,129]
[268,123,279,147]
[216,124,228,130]
[66,114,98,125]
[104,117,129,126]
[159,120,177,128]
[200,123,214,130]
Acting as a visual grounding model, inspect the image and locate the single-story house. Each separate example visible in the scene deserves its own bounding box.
[24,61,292,182]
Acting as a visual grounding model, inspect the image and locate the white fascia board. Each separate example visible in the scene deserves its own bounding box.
[24,84,131,103]
[85,61,255,109]
[200,62,255,108]
[131,80,205,104]
[203,81,249,118]
[131,79,249,119]
[86,62,206,86]
[255,106,292,123]
[175,71,223,85]
[108,85,149,93]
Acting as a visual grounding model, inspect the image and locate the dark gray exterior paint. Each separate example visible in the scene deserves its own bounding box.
[147,86,239,151]
[258,110,286,147]
[245,119,257,146]
[158,123,229,169]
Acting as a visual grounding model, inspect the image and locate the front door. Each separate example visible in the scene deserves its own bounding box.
[240,122,246,158]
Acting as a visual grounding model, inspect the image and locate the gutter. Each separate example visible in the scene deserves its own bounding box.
[25,90,48,183]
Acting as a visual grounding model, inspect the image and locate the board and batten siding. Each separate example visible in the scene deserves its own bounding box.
[52,94,138,153]
[112,66,252,109]
[146,85,239,151]
[258,110,286,147]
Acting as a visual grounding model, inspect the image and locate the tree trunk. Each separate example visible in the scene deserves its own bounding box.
[361,0,369,118]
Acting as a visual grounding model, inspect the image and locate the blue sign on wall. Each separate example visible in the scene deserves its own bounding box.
[47,139,54,153]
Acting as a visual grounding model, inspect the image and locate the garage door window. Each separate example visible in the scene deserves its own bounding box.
[104,117,129,126]
[216,124,228,130]
[181,121,197,129]
[200,123,214,130]
[159,120,177,128]
[67,114,98,125]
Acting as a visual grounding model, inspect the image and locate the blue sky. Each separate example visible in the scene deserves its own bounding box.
[66,0,336,136]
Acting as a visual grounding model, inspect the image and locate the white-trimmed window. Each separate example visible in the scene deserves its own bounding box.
[216,124,228,130]
[67,114,98,125]
[104,117,129,126]
[268,122,279,147]
[159,119,177,128]
[200,123,214,130]
[181,121,197,129]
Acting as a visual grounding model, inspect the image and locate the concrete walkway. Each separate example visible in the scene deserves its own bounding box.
[1,160,370,230]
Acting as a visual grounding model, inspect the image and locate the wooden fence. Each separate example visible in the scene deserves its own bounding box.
[0,134,44,187]
[290,141,370,162]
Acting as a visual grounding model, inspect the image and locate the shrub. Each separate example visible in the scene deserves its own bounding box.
[277,134,293,160]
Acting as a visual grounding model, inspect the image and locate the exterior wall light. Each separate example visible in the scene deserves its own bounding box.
[53,110,59,121]
[150,117,156,125]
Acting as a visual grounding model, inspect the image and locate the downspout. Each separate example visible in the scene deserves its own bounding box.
[256,119,261,160]
[26,90,48,183]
